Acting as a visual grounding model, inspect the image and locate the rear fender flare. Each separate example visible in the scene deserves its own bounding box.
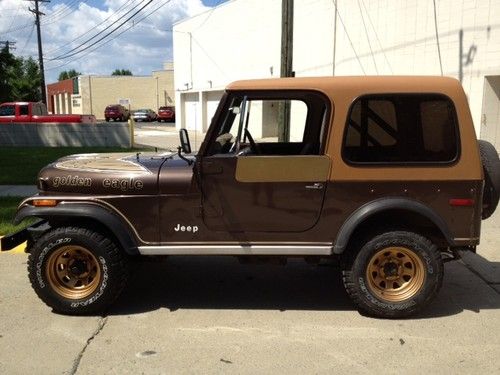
[333,198,454,254]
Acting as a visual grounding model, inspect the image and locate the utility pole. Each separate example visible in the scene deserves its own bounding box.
[279,0,294,142]
[27,0,50,105]
[0,41,16,53]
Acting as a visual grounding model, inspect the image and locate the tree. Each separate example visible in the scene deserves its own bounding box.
[0,46,16,102]
[58,69,81,81]
[11,57,41,101]
[111,69,133,76]
[0,47,41,102]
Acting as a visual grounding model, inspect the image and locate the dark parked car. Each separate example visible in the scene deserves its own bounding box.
[132,109,157,122]
[157,106,175,122]
[104,105,129,122]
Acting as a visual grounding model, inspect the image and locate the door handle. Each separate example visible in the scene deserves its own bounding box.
[305,182,324,190]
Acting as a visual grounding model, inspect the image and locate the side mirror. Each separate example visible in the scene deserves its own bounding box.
[179,128,191,154]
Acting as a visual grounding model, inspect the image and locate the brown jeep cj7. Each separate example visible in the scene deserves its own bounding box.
[2,76,499,318]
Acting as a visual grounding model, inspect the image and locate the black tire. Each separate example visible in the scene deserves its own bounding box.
[27,227,129,315]
[343,231,443,318]
[105,118,110,122]
[478,140,500,219]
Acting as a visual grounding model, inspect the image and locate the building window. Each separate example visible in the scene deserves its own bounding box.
[343,94,459,164]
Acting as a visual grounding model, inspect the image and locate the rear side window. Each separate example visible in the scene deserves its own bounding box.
[32,104,45,115]
[343,94,459,164]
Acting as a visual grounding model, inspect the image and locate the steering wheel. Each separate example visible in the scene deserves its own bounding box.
[244,128,261,155]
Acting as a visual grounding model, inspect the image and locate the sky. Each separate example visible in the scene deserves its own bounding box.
[0,0,226,82]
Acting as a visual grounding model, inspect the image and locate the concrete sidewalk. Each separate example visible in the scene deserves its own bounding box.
[0,185,37,197]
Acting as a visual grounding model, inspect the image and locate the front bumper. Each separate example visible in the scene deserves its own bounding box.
[1,220,48,252]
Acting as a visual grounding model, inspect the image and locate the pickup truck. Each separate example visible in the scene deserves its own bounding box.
[2,76,499,318]
[0,102,96,123]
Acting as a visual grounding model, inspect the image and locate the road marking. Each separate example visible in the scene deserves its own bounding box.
[0,237,26,254]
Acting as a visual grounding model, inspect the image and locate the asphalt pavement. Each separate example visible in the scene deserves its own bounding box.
[0,213,499,374]
[1,128,499,373]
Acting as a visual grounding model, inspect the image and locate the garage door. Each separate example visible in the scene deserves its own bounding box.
[481,76,500,150]
[183,92,199,131]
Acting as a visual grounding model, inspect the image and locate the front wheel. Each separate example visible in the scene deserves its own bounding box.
[343,231,443,318]
[27,227,129,315]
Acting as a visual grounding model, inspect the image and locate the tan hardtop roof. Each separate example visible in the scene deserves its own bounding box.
[226,76,462,96]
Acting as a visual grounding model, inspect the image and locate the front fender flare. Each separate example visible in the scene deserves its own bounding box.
[332,198,454,254]
[14,203,139,255]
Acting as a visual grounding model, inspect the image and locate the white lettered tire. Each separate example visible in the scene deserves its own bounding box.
[27,227,129,315]
[343,231,443,318]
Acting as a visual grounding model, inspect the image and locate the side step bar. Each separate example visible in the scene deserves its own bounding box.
[138,245,332,256]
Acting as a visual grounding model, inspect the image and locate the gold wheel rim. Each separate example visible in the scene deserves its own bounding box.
[46,245,101,300]
[366,246,425,302]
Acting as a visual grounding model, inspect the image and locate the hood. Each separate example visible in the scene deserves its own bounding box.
[38,151,174,195]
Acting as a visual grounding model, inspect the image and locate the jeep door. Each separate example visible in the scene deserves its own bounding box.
[200,91,331,233]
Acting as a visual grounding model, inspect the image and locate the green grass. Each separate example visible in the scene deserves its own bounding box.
[0,197,35,236]
[0,147,146,185]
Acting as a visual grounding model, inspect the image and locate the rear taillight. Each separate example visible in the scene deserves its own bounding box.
[449,198,475,207]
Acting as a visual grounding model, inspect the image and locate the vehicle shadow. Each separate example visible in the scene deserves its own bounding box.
[108,256,500,319]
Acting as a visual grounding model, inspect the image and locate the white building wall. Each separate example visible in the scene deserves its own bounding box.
[174,0,500,138]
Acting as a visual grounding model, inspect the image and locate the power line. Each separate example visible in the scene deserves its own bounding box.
[41,0,82,25]
[48,0,152,61]
[432,0,444,76]
[2,2,22,35]
[357,0,378,74]
[331,0,366,75]
[19,22,36,55]
[359,0,393,74]
[44,0,136,56]
[46,0,173,71]
[0,4,33,35]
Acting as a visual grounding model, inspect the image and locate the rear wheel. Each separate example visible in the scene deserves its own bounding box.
[27,227,129,315]
[343,231,443,318]
[105,117,110,122]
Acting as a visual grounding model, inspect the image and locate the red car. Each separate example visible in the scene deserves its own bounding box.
[157,106,175,122]
[104,104,130,122]
[0,102,95,123]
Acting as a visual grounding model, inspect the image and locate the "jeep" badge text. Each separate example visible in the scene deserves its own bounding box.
[174,224,199,233]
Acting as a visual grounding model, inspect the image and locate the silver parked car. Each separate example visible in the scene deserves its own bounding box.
[132,109,157,122]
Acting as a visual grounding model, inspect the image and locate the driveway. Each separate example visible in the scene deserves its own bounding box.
[0,214,499,374]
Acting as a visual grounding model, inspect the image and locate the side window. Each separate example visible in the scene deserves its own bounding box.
[343,94,458,164]
[19,105,29,116]
[245,99,308,143]
[0,105,15,116]
[208,92,327,156]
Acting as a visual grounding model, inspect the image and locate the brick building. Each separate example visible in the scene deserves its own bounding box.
[46,62,175,120]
